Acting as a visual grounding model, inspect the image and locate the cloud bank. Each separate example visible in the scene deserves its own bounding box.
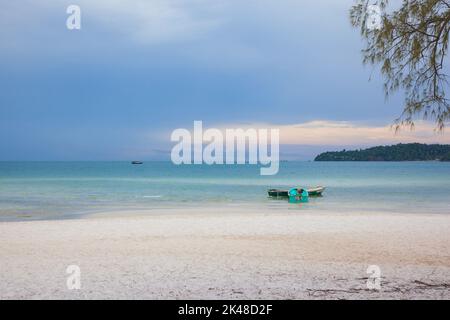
[205,120,450,146]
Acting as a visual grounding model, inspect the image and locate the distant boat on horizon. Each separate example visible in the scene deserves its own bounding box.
[131,161,143,165]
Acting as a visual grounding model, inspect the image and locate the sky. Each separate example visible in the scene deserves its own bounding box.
[0,0,449,160]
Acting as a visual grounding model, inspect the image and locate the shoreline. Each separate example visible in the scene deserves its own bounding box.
[1,208,449,299]
[3,202,450,223]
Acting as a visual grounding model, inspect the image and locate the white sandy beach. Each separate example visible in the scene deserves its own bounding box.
[1,208,449,299]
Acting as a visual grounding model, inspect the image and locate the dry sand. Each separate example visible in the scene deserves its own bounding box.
[0,208,449,299]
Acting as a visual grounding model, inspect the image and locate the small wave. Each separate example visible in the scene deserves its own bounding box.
[142,195,163,198]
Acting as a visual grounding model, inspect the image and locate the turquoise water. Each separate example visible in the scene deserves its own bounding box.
[0,161,449,220]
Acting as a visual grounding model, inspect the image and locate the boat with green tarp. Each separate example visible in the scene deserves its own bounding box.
[268,186,325,197]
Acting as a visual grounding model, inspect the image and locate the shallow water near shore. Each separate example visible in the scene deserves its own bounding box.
[0,161,449,221]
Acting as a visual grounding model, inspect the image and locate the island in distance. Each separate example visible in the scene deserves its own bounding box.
[314,143,450,161]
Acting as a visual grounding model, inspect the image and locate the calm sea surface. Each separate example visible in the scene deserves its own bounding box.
[0,161,449,220]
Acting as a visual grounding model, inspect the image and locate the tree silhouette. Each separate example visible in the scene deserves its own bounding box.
[350,0,450,130]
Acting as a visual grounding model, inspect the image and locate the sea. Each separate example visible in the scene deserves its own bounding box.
[0,161,449,221]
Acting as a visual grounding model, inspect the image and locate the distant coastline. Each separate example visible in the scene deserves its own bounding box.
[315,143,450,161]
